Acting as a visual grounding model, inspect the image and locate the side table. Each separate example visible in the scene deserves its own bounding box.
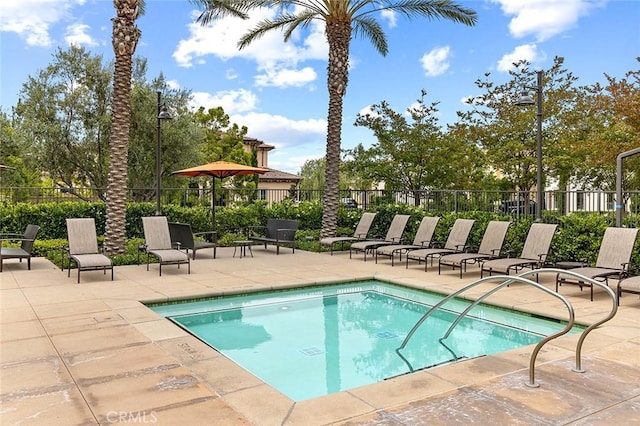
[555,261,586,270]
[233,240,254,258]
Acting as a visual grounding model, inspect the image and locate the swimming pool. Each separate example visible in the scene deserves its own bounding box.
[149,280,579,401]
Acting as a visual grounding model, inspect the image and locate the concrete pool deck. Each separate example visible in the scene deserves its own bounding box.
[1,246,639,425]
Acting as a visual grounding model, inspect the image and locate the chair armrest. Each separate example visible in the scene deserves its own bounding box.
[0,233,24,239]
[418,240,431,247]
[454,244,466,252]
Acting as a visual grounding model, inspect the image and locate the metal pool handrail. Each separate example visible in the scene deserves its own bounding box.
[519,268,618,373]
[397,268,618,386]
[396,273,575,387]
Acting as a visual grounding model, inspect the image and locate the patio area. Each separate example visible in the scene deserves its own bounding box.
[1,246,639,425]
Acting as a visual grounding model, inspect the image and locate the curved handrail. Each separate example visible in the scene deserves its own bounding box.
[517,268,618,372]
[397,274,574,387]
[397,268,618,387]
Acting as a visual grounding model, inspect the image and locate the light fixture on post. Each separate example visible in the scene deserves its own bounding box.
[515,70,543,221]
[156,91,172,216]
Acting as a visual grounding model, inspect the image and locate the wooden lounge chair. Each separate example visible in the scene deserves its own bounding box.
[481,223,557,278]
[405,219,476,271]
[0,224,40,272]
[66,218,113,283]
[320,212,377,254]
[349,214,411,261]
[142,216,190,275]
[556,227,638,301]
[438,220,511,278]
[169,222,217,260]
[375,216,440,266]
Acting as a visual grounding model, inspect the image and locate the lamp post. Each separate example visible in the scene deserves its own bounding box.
[516,70,543,221]
[156,91,172,216]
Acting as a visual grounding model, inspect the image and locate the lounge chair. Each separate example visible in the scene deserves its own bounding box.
[320,212,377,254]
[249,219,299,254]
[375,216,440,266]
[349,214,411,261]
[142,216,190,275]
[66,218,113,283]
[0,224,40,272]
[438,220,511,278]
[169,222,217,260]
[617,274,640,306]
[556,227,638,301]
[480,223,558,278]
[405,219,475,271]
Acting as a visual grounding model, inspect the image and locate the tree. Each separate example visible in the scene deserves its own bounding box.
[456,57,581,200]
[348,90,486,204]
[0,110,41,193]
[127,71,203,202]
[193,0,477,238]
[105,0,143,254]
[14,46,112,197]
[573,59,640,190]
[171,106,257,206]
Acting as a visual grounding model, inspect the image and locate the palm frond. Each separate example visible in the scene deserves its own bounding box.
[239,15,300,49]
[360,0,477,25]
[282,11,318,42]
[190,0,251,24]
[353,16,388,56]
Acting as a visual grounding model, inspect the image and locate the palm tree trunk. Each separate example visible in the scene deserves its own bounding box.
[105,2,140,254]
[321,21,351,239]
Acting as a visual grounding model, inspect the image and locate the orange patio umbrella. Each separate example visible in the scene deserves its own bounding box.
[171,160,270,230]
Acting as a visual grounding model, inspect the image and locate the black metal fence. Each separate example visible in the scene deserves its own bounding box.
[1,186,639,216]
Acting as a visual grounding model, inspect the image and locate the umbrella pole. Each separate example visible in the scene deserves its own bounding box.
[211,176,216,232]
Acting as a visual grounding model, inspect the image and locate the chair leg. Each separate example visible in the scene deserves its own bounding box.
[77,268,80,284]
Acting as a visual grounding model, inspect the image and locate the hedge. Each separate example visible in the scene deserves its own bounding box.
[1,200,638,267]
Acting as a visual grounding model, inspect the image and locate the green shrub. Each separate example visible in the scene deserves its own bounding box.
[2,201,638,268]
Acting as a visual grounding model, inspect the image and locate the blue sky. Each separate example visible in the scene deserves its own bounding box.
[1,0,639,174]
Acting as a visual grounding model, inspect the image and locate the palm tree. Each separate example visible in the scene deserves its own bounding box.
[193,0,477,238]
[104,0,144,254]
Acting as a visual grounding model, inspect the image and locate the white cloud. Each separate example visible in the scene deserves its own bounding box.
[65,23,97,47]
[166,80,181,90]
[173,8,327,87]
[380,10,397,28]
[231,112,326,173]
[420,46,451,77]
[225,68,239,80]
[190,89,259,114]
[491,0,601,42]
[496,43,540,72]
[0,0,83,47]
[254,64,317,88]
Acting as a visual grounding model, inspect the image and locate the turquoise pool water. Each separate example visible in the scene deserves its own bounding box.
[149,281,578,401]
